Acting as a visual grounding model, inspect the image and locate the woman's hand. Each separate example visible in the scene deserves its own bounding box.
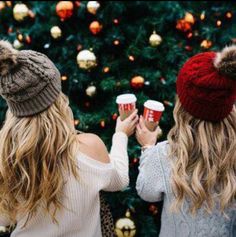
[136,115,162,147]
[116,109,139,137]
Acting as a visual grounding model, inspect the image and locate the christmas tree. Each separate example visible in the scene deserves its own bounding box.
[0,1,235,236]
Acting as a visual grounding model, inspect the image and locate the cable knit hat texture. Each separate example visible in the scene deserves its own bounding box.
[177,45,236,122]
[0,40,61,117]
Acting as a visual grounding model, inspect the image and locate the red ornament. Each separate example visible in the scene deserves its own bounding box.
[131,76,145,89]
[176,19,192,32]
[112,113,118,120]
[149,205,158,215]
[89,21,102,35]
[56,1,74,20]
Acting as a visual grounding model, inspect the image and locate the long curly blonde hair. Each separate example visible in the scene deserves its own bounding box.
[0,92,79,227]
[168,98,236,215]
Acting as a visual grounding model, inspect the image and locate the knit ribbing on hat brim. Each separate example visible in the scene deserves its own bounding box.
[7,80,61,117]
[177,87,234,122]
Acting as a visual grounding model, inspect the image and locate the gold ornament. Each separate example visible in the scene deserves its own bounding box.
[86,85,96,97]
[50,26,62,39]
[13,39,23,49]
[87,1,100,15]
[76,49,97,70]
[115,210,136,237]
[149,31,162,47]
[13,3,29,21]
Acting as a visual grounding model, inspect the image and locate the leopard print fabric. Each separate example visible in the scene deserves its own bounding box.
[100,193,115,237]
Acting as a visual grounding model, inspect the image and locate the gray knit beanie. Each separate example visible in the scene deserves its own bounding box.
[0,40,61,117]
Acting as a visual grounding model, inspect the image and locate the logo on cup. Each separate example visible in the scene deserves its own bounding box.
[143,100,165,123]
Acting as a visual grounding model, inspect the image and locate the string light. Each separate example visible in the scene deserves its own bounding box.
[113,40,120,45]
[226,12,232,18]
[113,18,119,24]
[200,12,205,20]
[160,77,166,85]
[164,100,173,107]
[18,34,23,41]
[216,20,222,27]
[74,119,80,126]
[28,10,35,18]
[25,35,31,44]
[7,27,13,34]
[100,120,105,128]
[112,113,118,120]
[128,55,135,61]
[61,75,67,81]
[103,67,110,73]
[187,32,193,38]
[200,39,212,49]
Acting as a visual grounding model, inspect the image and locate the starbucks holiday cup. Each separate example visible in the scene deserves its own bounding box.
[143,100,165,131]
[116,94,137,121]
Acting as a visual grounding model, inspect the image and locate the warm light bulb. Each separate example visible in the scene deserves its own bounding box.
[216,20,222,26]
[129,55,135,61]
[226,12,232,18]
[74,119,80,125]
[113,19,119,24]
[61,75,67,81]
[113,40,120,45]
[187,32,193,38]
[103,67,110,73]
[200,12,205,20]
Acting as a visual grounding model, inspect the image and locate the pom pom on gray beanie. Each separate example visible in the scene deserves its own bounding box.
[0,40,61,117]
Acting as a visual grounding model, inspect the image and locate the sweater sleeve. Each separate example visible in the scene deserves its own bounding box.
[136,145,165,202]
[103,132,129,192]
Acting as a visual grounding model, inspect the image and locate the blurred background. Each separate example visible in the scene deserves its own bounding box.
[0,1,235,237]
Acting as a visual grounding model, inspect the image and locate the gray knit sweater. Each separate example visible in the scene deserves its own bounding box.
[136,141,236,237]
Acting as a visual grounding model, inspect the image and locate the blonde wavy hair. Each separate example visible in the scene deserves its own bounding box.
[168,98,236,215]
[0,92,79,227]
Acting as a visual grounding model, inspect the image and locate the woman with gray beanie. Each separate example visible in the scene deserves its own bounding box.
[0,40,138,237]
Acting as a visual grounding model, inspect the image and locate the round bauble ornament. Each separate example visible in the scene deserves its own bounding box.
[149,31,162,47]
[86,85,96,97]
[87,1,100,15]
[77,50,97,70]
[131,76,145,89]
[13,3,29,21]
[56,1,73,20]
[50,26,62,39]
[89,21,102,35]
[115,210,136,237]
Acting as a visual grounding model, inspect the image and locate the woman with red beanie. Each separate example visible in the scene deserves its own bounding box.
[136,46,236,237]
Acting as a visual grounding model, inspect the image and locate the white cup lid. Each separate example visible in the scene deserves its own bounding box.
[116,94,137,104]
[144,100,165,111]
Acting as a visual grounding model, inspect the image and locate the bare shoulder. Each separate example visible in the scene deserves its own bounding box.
[76,133,110,164]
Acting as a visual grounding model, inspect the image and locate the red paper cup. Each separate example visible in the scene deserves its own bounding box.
[143,100,165,131]
[116,94,137,121]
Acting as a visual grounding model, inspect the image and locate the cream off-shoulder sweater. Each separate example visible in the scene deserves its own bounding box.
[0,132,129,237]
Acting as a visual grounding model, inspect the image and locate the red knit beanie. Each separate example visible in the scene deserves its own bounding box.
[177,45,236,122]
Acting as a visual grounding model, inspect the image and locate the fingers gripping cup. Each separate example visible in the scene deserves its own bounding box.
[143,100,165,131]
[116,94,137,121]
